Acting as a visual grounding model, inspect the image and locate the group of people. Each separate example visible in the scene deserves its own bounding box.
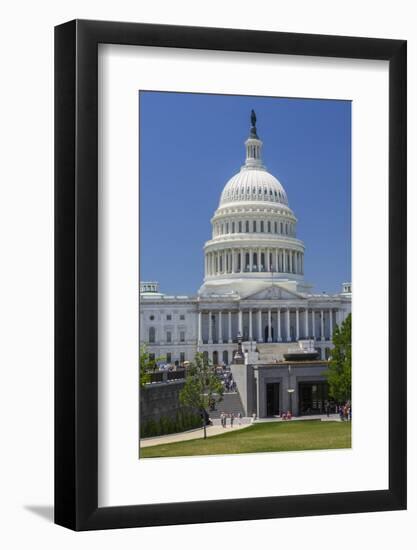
[220,412,242,428]
[219,371,236,393]
[337,402,352,421]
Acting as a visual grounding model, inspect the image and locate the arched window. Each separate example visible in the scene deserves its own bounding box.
[222,350,229,365]
[149,327,155,343]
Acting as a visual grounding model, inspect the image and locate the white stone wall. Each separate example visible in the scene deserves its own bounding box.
[140,293,351,365]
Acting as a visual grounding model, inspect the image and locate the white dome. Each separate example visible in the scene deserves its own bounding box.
[219,167,288,207]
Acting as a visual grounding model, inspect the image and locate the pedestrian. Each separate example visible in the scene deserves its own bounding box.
[237,412,242,425]
[230,413,234,428]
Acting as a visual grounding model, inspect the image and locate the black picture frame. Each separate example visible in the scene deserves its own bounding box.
[55,19,407,531]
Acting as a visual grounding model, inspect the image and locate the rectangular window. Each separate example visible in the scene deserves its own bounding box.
[268,221,271,232]
[274,221,277,233]
[180,352,185,363]
[180,314,185,320]
[166,331,172,343]
[180,331,185,342]
[232,222,235,233]
[238,221,242,233]
[226,223,229,233]
[245,221,249,232]
[166,314,172,320]
[149,353,155,362]
[253,220,256,232]
[166,352,171,363]
[260,221,264,232]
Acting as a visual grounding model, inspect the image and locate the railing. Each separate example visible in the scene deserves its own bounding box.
[147,369,187,384]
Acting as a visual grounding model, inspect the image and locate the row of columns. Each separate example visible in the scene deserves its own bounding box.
[205,248,304,276]
[213,219,294,238]
[197,308,336,345]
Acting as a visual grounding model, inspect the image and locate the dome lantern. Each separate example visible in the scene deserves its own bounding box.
[244,109,264,170]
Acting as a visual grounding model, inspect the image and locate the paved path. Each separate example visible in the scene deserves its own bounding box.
[140,420,251,448]
[255,413,342,423]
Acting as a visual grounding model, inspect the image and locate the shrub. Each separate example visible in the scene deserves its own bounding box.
[140,408,202,438]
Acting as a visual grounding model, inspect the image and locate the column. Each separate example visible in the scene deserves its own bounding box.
[266,248,270,272]
[277,308,282,341]
[329,309,333,340]
[238,310,243,336]
[231,250,235,273]
[283,249,287,272]
[320,309,324,341]
[249,309,253,340]
[257,310,263,342]
[228,311,232,343]
[275,249,279,272]
[208,311,213,344]
[286,308,291,341]
[268,309,272,342]
[198,311,202,346]
[218,311,223,344]
[304,308,309,338]
[249,249,253,272]
[311,309,316,339]
[295,308,299,340]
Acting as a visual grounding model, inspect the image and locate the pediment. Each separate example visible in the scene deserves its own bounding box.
[243,284,304,301]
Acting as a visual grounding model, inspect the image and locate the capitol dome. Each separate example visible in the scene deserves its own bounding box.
[219,168,289,207]
[199,110,307,298]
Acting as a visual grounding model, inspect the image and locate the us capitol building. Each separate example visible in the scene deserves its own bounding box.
[140,112,351,415]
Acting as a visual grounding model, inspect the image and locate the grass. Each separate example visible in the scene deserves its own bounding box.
[140,420,351,458]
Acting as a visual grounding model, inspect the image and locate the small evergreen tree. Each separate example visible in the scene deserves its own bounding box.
[179,352,224,438]
[325,314,351,403]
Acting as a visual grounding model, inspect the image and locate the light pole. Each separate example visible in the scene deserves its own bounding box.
[287,388,295,415]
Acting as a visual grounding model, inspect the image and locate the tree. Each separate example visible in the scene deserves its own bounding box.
[179,352,224,439]
[140,344,164,388]
[325,314,351,403]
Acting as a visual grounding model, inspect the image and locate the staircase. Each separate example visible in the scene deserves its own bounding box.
[209,392,245,419]
[257,342,291,363]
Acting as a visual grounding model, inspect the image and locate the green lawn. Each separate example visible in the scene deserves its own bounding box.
[140,420,351,458]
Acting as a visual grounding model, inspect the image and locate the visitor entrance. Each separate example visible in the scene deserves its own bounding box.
[266,383,280,416]
[298,382,329,415]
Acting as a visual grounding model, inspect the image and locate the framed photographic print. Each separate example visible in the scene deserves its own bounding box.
[55,20,406,530]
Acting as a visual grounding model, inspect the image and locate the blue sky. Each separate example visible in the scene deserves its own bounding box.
[139,91,351,295]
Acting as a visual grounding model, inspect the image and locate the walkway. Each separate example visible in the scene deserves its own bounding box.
[140,418,251,448]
